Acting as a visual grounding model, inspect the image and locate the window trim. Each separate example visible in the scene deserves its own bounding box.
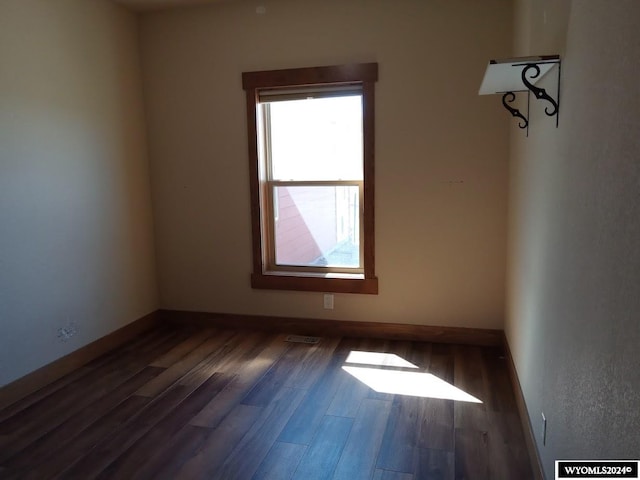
[242,63,378,295]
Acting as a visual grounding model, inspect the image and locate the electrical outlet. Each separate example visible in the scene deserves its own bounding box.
[541,412,547,445]
[323,294,334,310]
[57,322,78,342]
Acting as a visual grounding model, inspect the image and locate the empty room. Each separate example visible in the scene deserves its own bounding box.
[1,0,638,478]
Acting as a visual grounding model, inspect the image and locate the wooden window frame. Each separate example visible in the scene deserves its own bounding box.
[242,63,379,295]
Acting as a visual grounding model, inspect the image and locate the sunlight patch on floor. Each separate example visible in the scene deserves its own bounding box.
[342,365,482,403]
[344,351,419,368]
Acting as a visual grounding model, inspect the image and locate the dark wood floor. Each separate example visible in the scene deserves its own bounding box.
[0,324,532,479]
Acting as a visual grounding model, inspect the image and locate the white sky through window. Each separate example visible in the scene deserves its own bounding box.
[268,95,363,181]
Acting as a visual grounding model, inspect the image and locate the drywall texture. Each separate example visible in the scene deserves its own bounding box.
[507,0,640,476]
[141,0,512,328]
[0,0,158,386]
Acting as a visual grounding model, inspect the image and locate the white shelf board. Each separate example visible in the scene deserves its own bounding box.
[478,55,559,95]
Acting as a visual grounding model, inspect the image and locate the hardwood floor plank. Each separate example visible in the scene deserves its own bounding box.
[480,347,517,413]
[454,401,488,433]
[454,428,490,480]
[332,398,392,480]
[215,386,306,479]
[0,365,92,423]
[134,329,237,397]
[0,327,175,428]
[453,346,487,403]
[96,372,234,479]
[291,415,353,480]
[416,342,455,452]
[20,395,154,480]
[240,343,312,406]
[417,401,455,452]
[0,331,186,461]
[284,337,341,390]
[414,448,454,480]
[376,393,421,474]
[252,441,307,480]
[278,337,360,444]
[0,326,176,423]
[130,425,212,479]
[373,469,414,480]
[57,386,194,478]
[365,339,413,402]
[2,366,165,471]
[179,330,268,387]
[453,346,489,433]
[486,410,526,446]
[173,404,263,479]
[376,340,413,365]
[486,411,533,479]
[326,338,374,418]
[189,333,290,428]
[149,327,217,368]
[428,344,454,381]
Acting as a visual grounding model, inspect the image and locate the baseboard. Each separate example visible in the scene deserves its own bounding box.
[157,309,503,346]
[0,311,160,411]
[503,332,545,480]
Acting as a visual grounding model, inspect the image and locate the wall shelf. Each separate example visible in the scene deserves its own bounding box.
[479,55,561,136]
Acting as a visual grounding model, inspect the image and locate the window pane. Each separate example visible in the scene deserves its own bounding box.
[267,96,363,181]
[274,185,360,268]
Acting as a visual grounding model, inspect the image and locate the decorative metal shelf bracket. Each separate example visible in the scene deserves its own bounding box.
[502,91,529,133]
[479,55,561,136]
[519,62,560,127]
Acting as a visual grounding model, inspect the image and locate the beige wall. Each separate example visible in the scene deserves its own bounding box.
[507,0,640,476]
[0,0,158,386]
[140,0,512,328]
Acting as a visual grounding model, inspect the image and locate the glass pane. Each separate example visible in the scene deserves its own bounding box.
[267,95,363,181]
[273,185,360,268]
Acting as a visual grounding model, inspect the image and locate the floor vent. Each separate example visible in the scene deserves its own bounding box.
[285,335,320,344]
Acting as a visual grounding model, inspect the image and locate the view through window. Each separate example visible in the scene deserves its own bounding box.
[263,94,363,271]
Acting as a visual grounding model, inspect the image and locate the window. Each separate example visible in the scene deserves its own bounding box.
[242,63,378,294]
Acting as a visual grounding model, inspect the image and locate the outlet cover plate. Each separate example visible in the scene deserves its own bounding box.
[323,294,334,310]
